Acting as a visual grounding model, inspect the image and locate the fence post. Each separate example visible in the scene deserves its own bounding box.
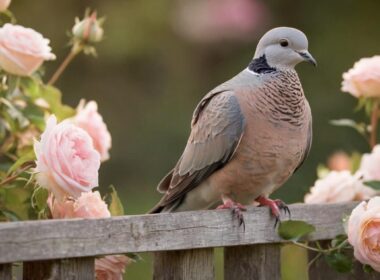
[0,263,12,280]
[153,248,215,280]
[23,257,94,280]
[224,244,281,280]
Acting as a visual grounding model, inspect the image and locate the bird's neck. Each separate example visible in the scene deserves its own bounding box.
[248,55,276,74]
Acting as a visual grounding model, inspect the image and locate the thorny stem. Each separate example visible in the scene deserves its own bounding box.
[47,45,83,86]
[370,100,379,149]
[0,161,36,187]
[291,239,349,254]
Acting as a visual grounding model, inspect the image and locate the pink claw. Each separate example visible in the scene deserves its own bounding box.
[255,196,290,226]
[216,199,247,229]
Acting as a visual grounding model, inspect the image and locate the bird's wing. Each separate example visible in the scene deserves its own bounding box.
[294,104,312,173]
[157,89,245,207]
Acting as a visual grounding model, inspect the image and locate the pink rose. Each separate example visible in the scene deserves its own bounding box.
[0,24,55,76]
[95,255,131,280]
[48,191,110,219]
[73,100,111,162]
[359,145,380,181]
[342,56,380,98]
[47,194,75,219]
[0,0,10,11]
[347,197,380,272]
[304,171,375,204]
[34,115,100,199]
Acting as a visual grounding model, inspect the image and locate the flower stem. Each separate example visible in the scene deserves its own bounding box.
[0,161,36,187]
[291,239,349,254]
[47,45,82,86]
[370,100,379,149]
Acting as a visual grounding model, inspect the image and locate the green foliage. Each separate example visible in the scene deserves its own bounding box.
[31,187,48,212]
[363,181,380,190]
[330,234,350,249]
[330,119,367,137]
[8,149,35,174]
[325,252,353,273]
[278,220,315,241]
[106,185,125,216]
[363,264,374,273]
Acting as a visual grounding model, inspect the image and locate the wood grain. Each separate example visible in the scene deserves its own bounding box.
[23,257,94,280]
[225,244,281,280]
[0,203,356,263]
[153,249,214,280]
[0,263,12,280]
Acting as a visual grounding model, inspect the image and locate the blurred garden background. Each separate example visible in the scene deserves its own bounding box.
[10,0,380,278]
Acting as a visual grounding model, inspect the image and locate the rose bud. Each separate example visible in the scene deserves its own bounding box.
[72,11,104,44]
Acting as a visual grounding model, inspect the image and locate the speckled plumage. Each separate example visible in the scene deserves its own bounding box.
[150,27,314,214]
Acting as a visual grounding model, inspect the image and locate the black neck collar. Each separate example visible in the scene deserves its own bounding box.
[248,55,276,74]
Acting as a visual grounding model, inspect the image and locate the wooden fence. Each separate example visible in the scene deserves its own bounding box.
[0,202,375,279]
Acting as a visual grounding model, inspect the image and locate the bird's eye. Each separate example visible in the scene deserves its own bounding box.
[280,39,289,47]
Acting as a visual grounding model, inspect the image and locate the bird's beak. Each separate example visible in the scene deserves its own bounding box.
[297,50,317,67]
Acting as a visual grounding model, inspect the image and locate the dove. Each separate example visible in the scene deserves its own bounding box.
[149,27,316,225]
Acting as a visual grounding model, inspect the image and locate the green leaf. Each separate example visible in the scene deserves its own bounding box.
[325,252,352,273]
[330,234,349,249]
[0,208,20,221]
[22,103,45,130]
[316,164,330,179]
[124,252,141,262]
[330,119,367,136]
[22,78,75,120]
[31,187,48,212]
[363,264,374,273]
[106,185,125,216]
[39,85,75,120]
[8,148,35,174]
[350,152,362,173]
[363,181,380,190]
[278,220,316,241]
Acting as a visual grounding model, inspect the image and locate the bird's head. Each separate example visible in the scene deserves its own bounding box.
[254,27,317,69]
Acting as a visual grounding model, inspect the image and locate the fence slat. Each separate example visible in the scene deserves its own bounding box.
[308,248,379,280]
[23,257,94,280]
[224,244,281,280]
[0,263,12,280]
[0,203,357,263]
[153,249,214,280]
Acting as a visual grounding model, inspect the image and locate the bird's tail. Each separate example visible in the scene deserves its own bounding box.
[148,198,182,214]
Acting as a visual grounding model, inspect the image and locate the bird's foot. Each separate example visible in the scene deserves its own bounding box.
[217,200,247,229]
[255,196,290,227]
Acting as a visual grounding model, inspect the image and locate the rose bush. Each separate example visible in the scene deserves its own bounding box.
[304,171,375,204]
[34,115,101,199]
[359,145,380,181]
[74,100,112,162]
[48,191,110,219]
[95,255,131,280]
[0,24,55,76]
[342,56,380,98]
[347,197,380,272]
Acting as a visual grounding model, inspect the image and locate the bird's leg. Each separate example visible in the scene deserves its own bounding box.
[217,195,246,229]
[255,196,290,226]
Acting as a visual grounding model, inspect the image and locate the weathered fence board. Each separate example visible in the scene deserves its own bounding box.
[224,244,281,280]
[0,203,357,263]
[23,257,94,280]
[153,248,214,280]
[0,263,12,280]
